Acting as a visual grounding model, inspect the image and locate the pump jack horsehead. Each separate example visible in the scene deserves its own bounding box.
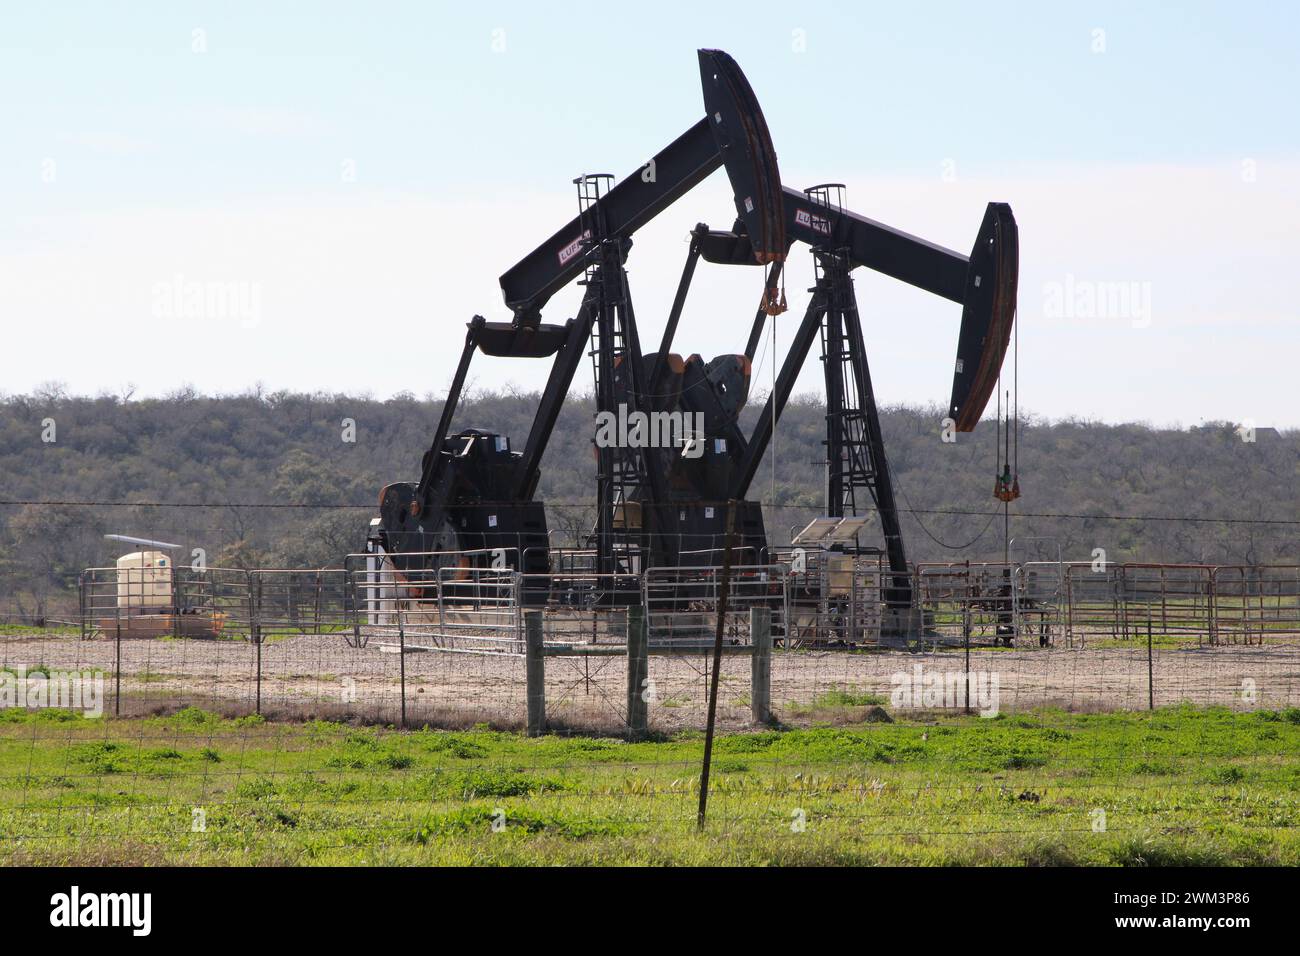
[370,49,1018,628]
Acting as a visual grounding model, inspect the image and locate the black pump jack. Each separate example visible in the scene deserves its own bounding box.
[374,50,787,592]
[642,184,1019,613]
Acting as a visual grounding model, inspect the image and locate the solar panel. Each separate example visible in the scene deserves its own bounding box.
[826,516,871,542]
[792,517,839,544]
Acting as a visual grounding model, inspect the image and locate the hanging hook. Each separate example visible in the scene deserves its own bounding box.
[760,261,787,316]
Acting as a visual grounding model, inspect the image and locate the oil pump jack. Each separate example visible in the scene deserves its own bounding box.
[373,50,786,596]
[373,48,1018,630]
[632,183,1019,629]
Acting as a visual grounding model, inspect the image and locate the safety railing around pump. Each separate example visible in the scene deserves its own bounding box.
[245,569,354,640]
[916,561,1225,649]
[1062,563,1213,647]
[1061,563,1300,647]
[1210,565,1300,644]
[641,559,788,648]
[518,572,644,648]
[1002,562,1068,648]
[914,563,1021,647]
[909,562,1300,649]
[343,549,524,656]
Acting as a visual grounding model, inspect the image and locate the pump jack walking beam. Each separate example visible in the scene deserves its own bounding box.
[699,188,1019,431]
[499,50,786,328]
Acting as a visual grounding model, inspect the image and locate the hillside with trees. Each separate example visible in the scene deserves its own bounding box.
[1,385,1296,620]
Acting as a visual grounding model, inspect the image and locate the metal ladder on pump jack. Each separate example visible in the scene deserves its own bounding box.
[576,173,651,580]
[808,183,882,552]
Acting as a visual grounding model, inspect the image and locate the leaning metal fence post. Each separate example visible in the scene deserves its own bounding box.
[1066,569,1076,648]
[314,570,323,635]
[782,567,791,649]
[849,562,858,643]
[1208,567,1218,647]
[698,499,737,832]
[255,628,263,716]
[515,571,524,653]
[1115,565,1125,641]
[247,570,257,645]
[437,571,446,632]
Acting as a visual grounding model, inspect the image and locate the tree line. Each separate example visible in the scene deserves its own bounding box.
[1,385,1295,620]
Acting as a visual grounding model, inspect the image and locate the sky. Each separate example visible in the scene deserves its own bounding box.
[2,1,1298,428]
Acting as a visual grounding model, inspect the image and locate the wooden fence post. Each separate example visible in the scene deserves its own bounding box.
[626,605,649,738]
[750,606,771,725]
[525,610,545,736]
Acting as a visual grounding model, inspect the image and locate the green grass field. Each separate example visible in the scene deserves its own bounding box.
[2,704,1298,865]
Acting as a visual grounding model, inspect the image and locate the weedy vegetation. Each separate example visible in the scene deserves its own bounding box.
[1,704,1297,865]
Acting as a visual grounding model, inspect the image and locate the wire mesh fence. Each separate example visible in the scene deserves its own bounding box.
[643,563,787,647]
[0,555,1291,735]
[5,554,1300,866]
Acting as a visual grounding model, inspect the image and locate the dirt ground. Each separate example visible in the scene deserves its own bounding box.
[4,630,1299,733]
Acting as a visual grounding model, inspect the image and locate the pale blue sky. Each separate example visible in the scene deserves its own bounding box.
[3,2,1298,426]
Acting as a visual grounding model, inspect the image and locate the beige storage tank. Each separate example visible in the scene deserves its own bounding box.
[826,553,856,596]
[116,551,173,611]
